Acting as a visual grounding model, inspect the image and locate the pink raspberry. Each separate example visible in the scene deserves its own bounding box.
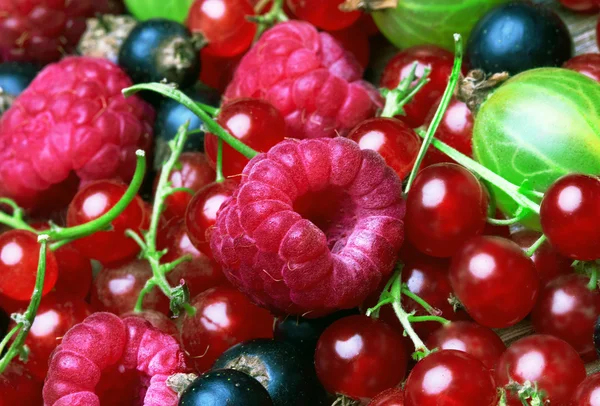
[224,21,382,139]
[0,0,123,64]
[43,312,186,406]
[209,137,405,316]
[0,56,154,211]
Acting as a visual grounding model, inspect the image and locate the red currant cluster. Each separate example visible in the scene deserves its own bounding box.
[0,1,599,406]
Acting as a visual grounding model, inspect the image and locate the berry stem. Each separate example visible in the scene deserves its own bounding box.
[0,235,48,374]
[380,62,431,118]
[195,102,218,116]
[401,285,442,317]
[215,137,225,183]
[415,131,541,215]
[0,198,36,233]
[487,207,526,226]
[133,123,196,316]
[525,234,547,257]
[587,264,598,291]
[404,33,463,196]
[250,0,289,39]
[123,83,259,159]
[408,315,451,325]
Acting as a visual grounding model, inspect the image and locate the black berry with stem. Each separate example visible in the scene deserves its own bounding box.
[213,339,328,406]
[179,369,274,406]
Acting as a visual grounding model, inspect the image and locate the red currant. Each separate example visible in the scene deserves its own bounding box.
[541,174,600,260]
[15,292,91,381]
[571,373,600,406]
[559,0,598,11]
[511,229,572,287]
[315,315,408,399]
[0,229,58,300]
[495,335,586,405]
[185,180,238,257]
[204,99,287,178]
[66,180,147,265]
[153,152,215,221]
[187,0,256,58]
[120,309,179,338]
[157,218,227,298]
[404,350,498,406]
[357,14,379,37]
[422,98,474,167]
[348,118,421,180]
[199,50,243,93]
[91,259,170,315]
[181,286,274,372]
[0,364,43,405]
[406,163,489,257]
[53,245,93,300]
[328,23,370,69]
[482,210,511,239]
[380,46,457,128]
[286,0,361,31]
[368,388,404,406]
[564,53,600,82]
[532,274,600,361]
[449,236,539,328]
[426,321,506,371]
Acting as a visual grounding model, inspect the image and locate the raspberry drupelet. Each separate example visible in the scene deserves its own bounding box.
[209,137,405,316]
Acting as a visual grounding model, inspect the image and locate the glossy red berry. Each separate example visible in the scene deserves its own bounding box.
[482,210,511,239]
[564,53,600,82]
[328,23,370,69]
[380,46,456,128]
[571,373,600,406]
[15,292,92,381]
[406,163,489,258]
[53,245,93,300]
[541,174,600,260]
[347,118,421,180]
[185,180,238,257]
[315,315,408,399]
[187,0,256,58]
[181,286,274,372]
[511,229,572,287]
[426,321,506,371]
[204,99,287,178]
[404,350,498,406]
[199,49,243,93]
[153,152,215,221]
[449,236,539,328]
[422,98,474,167]
[0,364,43,406]
[286,0,361,31]
[66,180,148,264]
[558,0,598,12]
[495,335,586,405]
[531,274,600,362]
[158,218,227,298]
[0,229,58,300]
[91,259,170,315]
[368,388,404,406]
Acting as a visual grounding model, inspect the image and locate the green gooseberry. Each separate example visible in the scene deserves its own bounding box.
[124,0,195,23]
[372,0,509,51]
[472,68,600,229]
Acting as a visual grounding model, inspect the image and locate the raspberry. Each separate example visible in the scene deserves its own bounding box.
[43,312,186,406]
[0,57,154,211]
[209,138,405,316]
[224,21,382,140]
[0,0,123,64]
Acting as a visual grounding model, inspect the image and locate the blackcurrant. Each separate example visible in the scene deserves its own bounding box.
[179,369,273,406]
[212,339,328,406]
[466,3,573,75]
[118,19,200,104]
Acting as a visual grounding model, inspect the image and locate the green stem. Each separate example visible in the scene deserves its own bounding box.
[45,151,146,241]
[381,62,431,118]
[123,85,258,159]
[487,207,527,226]
[134,279,157,312]
[390,275,429,355]
[588,265,598,291]
[0,198,36,232]
[251,0,289,39]
[0,235,48,373]
[170,187,196,195]
[0,325,19,358]
[162,254,193,274]
[526,234,547,257]
[408,315,451,325]
[401,286,440,317]
[196,102,218,116]
[215,137,225,183]
[404,34,463,196]
[416,132,541,215]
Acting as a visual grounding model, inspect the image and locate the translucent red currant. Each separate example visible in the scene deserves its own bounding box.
[0,229,58,300]
[558,0,597,12]
[405,163,489,257]
[314,315,408,400]
[0,364,43,405]
[571,373,600,406]
[368,388,404,406]
[66,180,148,264]
[348,118,420,180]
[449,236,539,328]
[564,53,600,82]
[328,23,370,69]
[540,174,600,260]
[404,350,497,406]
[286,0,361,31]
[204,98,287,178]
[187,0,256,58]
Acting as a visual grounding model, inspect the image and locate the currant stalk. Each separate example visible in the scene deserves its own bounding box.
[250,0,289,39]
[380,61,431,118]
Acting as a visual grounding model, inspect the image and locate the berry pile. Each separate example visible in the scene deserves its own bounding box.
[0,1,599,406]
